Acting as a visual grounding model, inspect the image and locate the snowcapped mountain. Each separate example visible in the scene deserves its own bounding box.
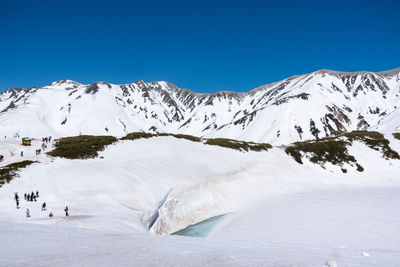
[1,68,400,144]
[1,70,400,267]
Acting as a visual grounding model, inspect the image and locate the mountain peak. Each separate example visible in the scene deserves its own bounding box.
[377,67,400,77]
[315,69,372,77]
[2,67,399,145]
[315,67,400,78]
[49,80,82,87]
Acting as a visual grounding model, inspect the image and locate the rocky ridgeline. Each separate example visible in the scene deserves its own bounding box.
[0,68,399,144]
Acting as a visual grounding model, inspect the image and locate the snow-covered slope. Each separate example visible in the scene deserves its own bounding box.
[1,134,400,266]
[1,136,399,234]
[2,68,400,266]
[1,68,400,144]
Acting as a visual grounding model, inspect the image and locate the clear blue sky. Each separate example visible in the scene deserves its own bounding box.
[1,0,399,93]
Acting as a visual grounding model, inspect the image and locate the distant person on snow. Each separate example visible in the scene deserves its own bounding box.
[15,193,19,209]
[20,151,23,157]
[49,212,53,217]
[14,193,19,207]
[64,206,69,216]
[26,209,30,218]
[36,191,39,198]
[41,202,46,211]
[24,193,27,200]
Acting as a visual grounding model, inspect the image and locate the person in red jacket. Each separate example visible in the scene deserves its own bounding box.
[26,208,30,218]
[64,206,69,216]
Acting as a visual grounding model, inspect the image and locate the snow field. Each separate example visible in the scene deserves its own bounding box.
[0,136,400,266]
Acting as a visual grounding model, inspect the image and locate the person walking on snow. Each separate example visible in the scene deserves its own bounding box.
[41,202,46,211]
[26,209,30,218]
[64,206,69,216]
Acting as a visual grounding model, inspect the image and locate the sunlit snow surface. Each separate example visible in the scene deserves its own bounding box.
[1,69,400,146]
[1,136,400,266]
[1,220,399,267]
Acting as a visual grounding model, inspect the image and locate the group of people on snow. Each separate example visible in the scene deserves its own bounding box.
[2,135,53,161]
[42,136,52,143]
[14,191,69,218]
[24,191,39,202]
[41,143,47,151]
[8,136,72,219]
[40,136,52,151]
[18,136,52,157]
